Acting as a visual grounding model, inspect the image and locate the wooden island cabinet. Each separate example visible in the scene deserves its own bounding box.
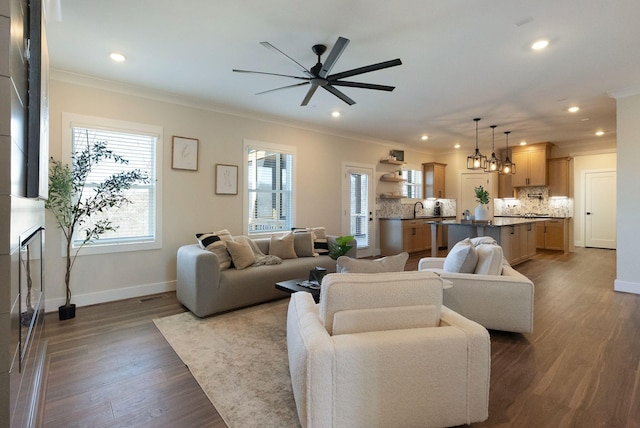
[380,218,448,255]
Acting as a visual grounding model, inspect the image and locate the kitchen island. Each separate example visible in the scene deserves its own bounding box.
[426,217,547,265]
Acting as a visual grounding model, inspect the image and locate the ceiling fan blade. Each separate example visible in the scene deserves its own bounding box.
[301,85,319,106]
[328,58,402,81]
[319,37,349,78]
[233,69,310,81]
[256,81,310,95]
[330,81,396,91]
[322,85,356,105]
[260,41,315,78]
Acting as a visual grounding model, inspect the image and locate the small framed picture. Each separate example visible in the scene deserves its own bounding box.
[216,164,238,195]
[172,136,199,171]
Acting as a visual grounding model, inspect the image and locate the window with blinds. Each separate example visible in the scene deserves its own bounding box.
[69,122,159,251]
[402,169,423,198]
[349,172,369,248]
[246,144,294,234]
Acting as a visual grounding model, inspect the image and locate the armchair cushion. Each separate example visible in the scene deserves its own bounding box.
[443,238,478,273]
[474,243,504,275]
[319,271,444,335]
[332,305,438,335]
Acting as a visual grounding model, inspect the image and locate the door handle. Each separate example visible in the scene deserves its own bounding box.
[586,212,591,215]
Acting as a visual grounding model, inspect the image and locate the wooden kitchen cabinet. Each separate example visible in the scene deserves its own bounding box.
[500,222,537,265]
[422,162,446,198]
[498,173,515,198]
[380,219,431,255]
[548,157,571,197]
[511,143,550,187]
[536,219,569,253]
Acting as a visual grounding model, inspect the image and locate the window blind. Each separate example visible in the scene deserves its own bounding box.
[71,127,157,247]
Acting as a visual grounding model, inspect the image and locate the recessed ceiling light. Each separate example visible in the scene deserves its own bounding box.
[454,144,461,149]
[520,141,527,146]
[531,39,549,50]
[331,111,340,118]
[421,135,428,141]
[568,106,580,113]
[109,52,126,62]
[595,130,604,136]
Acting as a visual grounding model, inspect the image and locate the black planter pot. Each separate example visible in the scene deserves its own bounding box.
[58,304,76,320]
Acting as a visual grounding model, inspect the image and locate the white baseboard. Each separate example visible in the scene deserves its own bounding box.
[45,280,176,313]
[614,279,640,295]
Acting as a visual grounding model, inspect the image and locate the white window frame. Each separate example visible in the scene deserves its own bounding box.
[243,139,296,236]
[61,112,163,255]
[402,168,423,199]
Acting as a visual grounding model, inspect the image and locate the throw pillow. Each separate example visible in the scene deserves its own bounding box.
[195,232,232,270]
[443,238,478,273]
[474,243,504,275]
[293,231,316,257]
[337,252,409,273]
[226,239,256,270]
[269,232,298,260]
[470,236,497,246]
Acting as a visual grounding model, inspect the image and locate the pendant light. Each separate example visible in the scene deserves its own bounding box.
[500,131,516,175]
[467,118,486,170]
[484,125,501,172]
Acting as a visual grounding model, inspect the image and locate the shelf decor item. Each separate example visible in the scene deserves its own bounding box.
[474,185,490,221]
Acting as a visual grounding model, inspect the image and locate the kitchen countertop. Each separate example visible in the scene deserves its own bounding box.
[379,216,456,220]
[433,217,547,227]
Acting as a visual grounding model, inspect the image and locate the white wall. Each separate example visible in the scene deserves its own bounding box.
[572,153,617,247]
[614,92,640,294]
[45,77,434,309]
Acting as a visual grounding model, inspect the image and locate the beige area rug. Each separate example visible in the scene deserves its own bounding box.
[153,300,301,428]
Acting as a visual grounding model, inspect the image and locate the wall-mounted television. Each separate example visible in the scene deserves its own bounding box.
[26,0,49,199]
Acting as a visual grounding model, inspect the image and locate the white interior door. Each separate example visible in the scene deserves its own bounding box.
[342,164,374,258]
[459,172,495,219]
[585,170,616,249]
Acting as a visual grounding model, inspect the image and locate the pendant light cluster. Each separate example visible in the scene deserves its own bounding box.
[466,118,516,174]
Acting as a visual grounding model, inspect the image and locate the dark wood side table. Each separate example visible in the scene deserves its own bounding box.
[275,278,320,303]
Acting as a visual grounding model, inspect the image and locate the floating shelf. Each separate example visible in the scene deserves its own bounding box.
[380,176,406,182]
[380,159,405,165]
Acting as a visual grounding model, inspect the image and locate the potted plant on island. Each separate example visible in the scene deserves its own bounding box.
[474,185,490,221]
[45,138,149,320]
[328,235,355,260]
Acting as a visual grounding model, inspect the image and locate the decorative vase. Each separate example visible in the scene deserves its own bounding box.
[475,204,489,221]
[59,304,76,320]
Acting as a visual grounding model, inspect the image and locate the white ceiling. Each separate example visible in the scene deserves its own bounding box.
[45,0,640,153]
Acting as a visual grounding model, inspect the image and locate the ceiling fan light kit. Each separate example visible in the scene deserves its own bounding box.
[233,36,402,106]
[467,118,487,170]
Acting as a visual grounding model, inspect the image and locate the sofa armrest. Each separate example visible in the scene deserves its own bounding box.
[176,244,222,317]
[418,257,446,270]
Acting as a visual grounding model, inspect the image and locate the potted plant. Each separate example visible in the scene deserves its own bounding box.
[474,185,490,221]
[328,235,355,260]
[45,138,149,320]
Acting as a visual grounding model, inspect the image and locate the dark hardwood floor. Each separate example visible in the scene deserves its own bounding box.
[42,248,640,427]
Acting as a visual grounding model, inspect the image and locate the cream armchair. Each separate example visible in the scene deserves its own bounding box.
[286,271,490,428]
[418,256,535,333]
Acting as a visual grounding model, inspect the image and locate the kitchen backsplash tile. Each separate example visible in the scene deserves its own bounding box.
[377,198,457,219]
[494,186,574,217]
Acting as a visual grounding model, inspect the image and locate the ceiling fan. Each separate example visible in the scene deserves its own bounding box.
[233,36,402,106]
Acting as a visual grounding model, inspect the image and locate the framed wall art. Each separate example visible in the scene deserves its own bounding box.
[216,164,238,195]
[172,136,199,171]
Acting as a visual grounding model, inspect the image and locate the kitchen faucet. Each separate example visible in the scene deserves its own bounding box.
[413,201,424,218]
